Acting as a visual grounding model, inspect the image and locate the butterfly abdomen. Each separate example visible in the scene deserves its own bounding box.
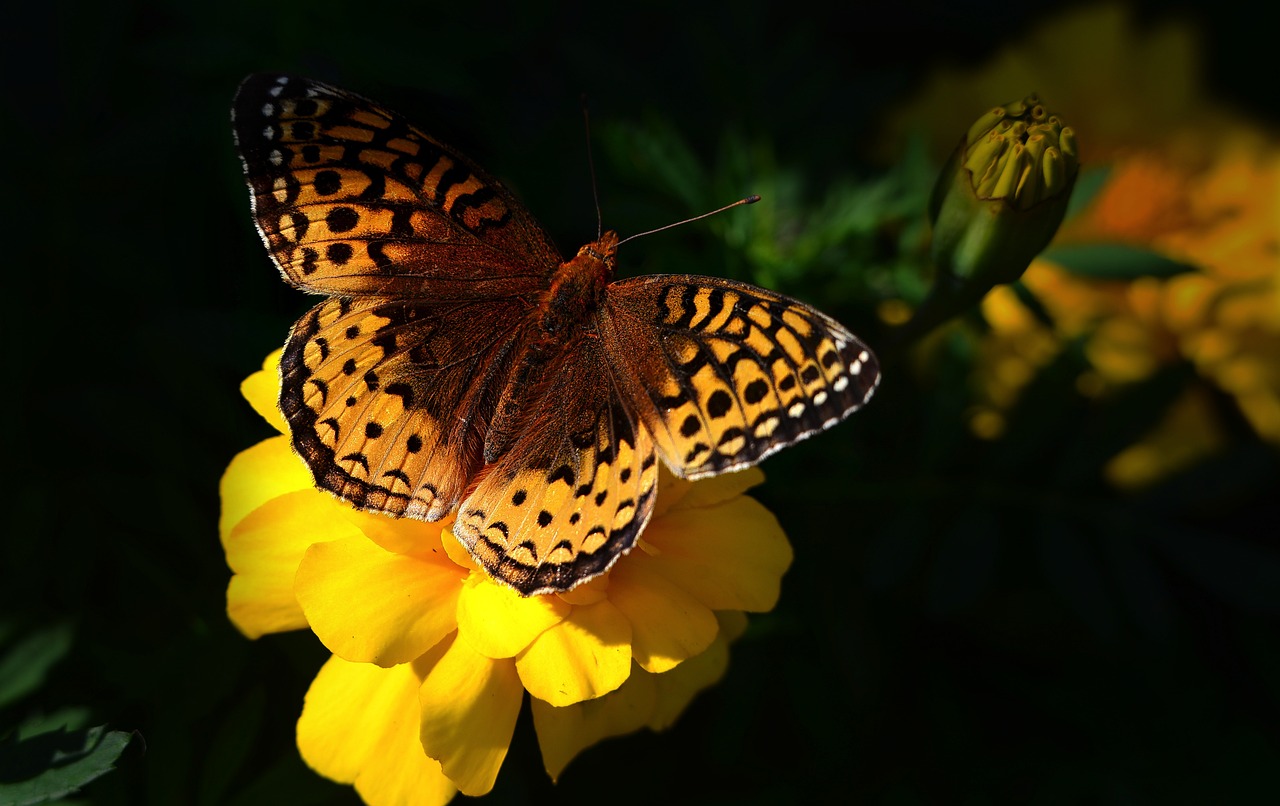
[484,233,622,464]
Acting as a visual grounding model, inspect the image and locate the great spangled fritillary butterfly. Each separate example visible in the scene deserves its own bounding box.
[232,74,880,596]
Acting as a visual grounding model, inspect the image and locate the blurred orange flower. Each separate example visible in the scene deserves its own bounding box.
[891,2,1279,488]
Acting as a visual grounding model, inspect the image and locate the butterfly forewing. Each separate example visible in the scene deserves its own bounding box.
[454,341,659,596]
[232,74,562,299]
[599,276,880,478]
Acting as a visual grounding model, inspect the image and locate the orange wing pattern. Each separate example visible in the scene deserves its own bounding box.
[232,74,560,299]
[280,295,532,521]
[234,74,881,596]
[599,276,879,478]
[455,337,659,595]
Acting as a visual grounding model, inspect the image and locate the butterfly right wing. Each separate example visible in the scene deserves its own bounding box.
[281,294,533,521]
[599,276,880,479]
[453,336,659,596]
[232,73,562,299]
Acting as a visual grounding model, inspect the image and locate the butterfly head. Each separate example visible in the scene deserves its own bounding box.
[578,230,619,265]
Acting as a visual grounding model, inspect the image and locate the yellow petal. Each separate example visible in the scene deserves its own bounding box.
[440,527,480,572]
[218,436,312,541]
[717,609,749,642]
[224,489,363,638]
[455,574,568,659]
[648,626,732,731]
[609,554,718,673]
[555,573,610,606]
[240,349,287,434]
[652,465,764,518]
[417,634,523,796]
[296,537,464,666]
[534,615,741,781]
[516,599,632,706]
[642,496,792,612]
[298,654,456,806]
[340,508,453,561]
[531,664,658,782]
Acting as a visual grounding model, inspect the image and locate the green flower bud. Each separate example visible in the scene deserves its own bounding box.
[928,94,1078,288]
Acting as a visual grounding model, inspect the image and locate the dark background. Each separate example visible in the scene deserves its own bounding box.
[6,0,1279,803]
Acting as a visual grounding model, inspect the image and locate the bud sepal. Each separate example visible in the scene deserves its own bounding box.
[928,93,1079,289]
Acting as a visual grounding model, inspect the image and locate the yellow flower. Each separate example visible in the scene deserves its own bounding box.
[220,351,793,803]
[887,2,1280,487]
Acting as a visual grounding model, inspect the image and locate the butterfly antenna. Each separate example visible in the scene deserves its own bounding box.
[581,94,603,240]
[617,195,761,247]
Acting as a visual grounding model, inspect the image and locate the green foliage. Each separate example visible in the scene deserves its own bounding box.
[0,726,133,805]
[1044,243,1198,279]
[0,623,74,711]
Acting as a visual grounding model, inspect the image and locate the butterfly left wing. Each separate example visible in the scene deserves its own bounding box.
[232,73,562,299]
[598,276,880,479]
[453,339,659,595]
[282,294,533,521]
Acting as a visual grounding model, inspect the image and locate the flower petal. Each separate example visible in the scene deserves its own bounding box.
[218,435,312,541]
[531,664,658,782]
[555,573,610,606]
[439,528,479,572]
[532,612,743,781]
[647,620,733,731]
[516,599,632,706]
[609,555,719,673]
[417,634,523,796]
[296,536,465,666]
[240,349,288,434]
[298,654,456,806]
[340,508,453,560]
[456,574,568,659]
[653,466,763,519]
[717,609,749,642]
[641,496,792,612]
[224,489,363,638]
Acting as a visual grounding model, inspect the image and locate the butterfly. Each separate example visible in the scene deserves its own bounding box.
[232,74,880,596]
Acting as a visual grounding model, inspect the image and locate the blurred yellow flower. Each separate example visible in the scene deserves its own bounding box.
[220,351,792,804]
[892,2,1280,487]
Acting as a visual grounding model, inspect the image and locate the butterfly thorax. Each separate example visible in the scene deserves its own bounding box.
[535,231,619,341]
[482,232,620,464]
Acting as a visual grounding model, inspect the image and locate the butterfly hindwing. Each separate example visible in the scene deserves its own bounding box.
[599,276,880,478]
[454,339,659,596]
[281,295,533,520]
[232,74,562,298]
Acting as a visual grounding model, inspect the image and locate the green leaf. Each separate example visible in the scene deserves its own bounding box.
[1043,243,1197,280]
[1009,280,1055,329]
[0,725,133,805]
[17,708,92,740]
[1063,165,1110,220]
[0,623,75,710]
